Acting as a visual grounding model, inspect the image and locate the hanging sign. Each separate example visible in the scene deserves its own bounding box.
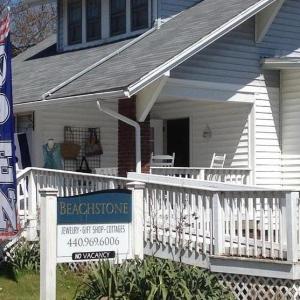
[0,13,18,237]
[56,190,132,263]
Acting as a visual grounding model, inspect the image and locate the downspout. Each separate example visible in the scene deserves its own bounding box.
[97,101,141,173]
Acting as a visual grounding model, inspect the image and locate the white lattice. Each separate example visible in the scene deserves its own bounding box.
[218,273,300,300]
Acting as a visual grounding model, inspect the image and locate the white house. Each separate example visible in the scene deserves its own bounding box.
[12,0,300,297]
[13,0,300,189]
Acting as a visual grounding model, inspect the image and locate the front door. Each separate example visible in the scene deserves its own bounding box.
[166,118,189,167]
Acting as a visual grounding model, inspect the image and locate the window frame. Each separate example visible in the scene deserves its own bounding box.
[63,0,152,51]
[86,0,102,42]
[67,0,83,45]
[109,0,127,37]
[131,0,149,31]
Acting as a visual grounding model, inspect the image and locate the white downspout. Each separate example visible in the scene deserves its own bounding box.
[97,101,141,173]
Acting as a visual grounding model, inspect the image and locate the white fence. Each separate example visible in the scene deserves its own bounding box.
[150,167,251,185]
[128,173,299,262]
[17,167,131,240]
[16,168,300,272]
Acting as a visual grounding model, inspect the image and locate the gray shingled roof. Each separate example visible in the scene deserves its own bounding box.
[13,0,263,104]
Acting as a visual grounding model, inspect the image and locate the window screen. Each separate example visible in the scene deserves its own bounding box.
[68,0,82,45]
[131,0,148,31]
[110,0,126,36]
[86,0,101,41]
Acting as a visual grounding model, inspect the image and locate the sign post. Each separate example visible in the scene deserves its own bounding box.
[40,188,58,300]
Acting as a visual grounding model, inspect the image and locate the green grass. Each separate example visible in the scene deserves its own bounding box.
[0,264,82,300]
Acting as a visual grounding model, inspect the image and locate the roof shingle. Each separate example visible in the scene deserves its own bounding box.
[13,0,262,104]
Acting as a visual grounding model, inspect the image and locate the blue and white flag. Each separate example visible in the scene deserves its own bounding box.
[0,13,17,235]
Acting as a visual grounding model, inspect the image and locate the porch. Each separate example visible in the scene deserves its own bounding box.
[17,167,300,280]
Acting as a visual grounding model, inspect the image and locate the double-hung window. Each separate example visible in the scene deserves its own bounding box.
[86,0,101,41]
[110,0,126,36]
[131,0,148,31]
[68,0,82,45]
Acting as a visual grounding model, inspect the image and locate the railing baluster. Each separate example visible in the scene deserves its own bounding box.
[245,194,250,257]
[237,192,242,256]
[261,195,266,258]
[230,194,234,256]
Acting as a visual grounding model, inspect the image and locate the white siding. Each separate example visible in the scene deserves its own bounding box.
[172,19,281,187]
[261,0,300,58]
[281,70,300,189]
[32,101,118,170]
[151,100,251,168]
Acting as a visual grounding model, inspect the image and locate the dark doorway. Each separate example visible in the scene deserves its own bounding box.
[166,118,189,167]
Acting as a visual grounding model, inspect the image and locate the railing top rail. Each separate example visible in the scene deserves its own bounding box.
[128,172,294,193]
[17,167,131,182]
[150,167,252,171]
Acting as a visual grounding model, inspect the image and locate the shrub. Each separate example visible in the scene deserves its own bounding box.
[75,256,233,300]
[5,238,39,277]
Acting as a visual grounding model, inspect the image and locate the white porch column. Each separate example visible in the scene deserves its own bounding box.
[127,181,145,259]
[212,193,224,256]
[248,100,256,185]
[286,192,299,263]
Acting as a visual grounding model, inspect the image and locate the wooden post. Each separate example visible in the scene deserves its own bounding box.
[40,188,58,300]
[212,192,224,256]
[27,171,38,241]
[286,192,298,263]
[198,169,205,180]
[127,181,145,259]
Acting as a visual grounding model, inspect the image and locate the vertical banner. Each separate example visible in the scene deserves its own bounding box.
[0,13,17,236]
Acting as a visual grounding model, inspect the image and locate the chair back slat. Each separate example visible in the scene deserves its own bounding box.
[150,153,175,167]
[210,153,226,168]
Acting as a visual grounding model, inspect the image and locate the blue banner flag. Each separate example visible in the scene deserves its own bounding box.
[0,13,17,235]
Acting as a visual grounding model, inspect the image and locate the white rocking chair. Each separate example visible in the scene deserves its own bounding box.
[150,153,175,167]
[210,153,226,168]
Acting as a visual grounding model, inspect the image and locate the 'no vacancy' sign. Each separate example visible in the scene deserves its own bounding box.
[56,190,132,263]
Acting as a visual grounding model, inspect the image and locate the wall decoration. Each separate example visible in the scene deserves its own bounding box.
[202,124,212,141]
[62,126,102,172]
[43,139,63,170]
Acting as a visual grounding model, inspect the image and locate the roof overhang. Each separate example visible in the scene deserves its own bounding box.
[261,58,300,70]
[125,0,279,97]
[14,89,124,113]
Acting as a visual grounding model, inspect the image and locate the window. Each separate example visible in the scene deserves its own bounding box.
[68,0,82,45]
[131,0,148,31]
[86,0,101,41]
[110,0,126,36]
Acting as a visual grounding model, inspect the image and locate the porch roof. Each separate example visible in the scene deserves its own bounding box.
[14,0,276,106]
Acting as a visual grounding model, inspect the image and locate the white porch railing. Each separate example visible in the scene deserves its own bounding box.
[16,167,131,240]
[128,173,299,262]
[15,168,300,278]
[150,167,252,185]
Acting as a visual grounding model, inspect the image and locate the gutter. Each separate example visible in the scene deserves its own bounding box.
[14,90,124,112]
[97,101,142,173]
[125,0,278,97]
[41,27,156,100]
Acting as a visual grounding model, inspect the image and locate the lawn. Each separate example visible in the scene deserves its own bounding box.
[0,265,82,300]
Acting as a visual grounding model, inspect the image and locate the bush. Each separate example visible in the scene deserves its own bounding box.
[75,256,233,300]
[5,239,39,277]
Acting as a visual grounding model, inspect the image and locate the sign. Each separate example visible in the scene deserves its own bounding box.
[0,13,18,236]
[57,190,132,263]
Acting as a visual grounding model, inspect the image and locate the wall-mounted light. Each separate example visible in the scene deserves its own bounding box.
[202,124,212,141]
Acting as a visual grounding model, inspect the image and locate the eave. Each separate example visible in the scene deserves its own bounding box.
[262,58,300,70]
